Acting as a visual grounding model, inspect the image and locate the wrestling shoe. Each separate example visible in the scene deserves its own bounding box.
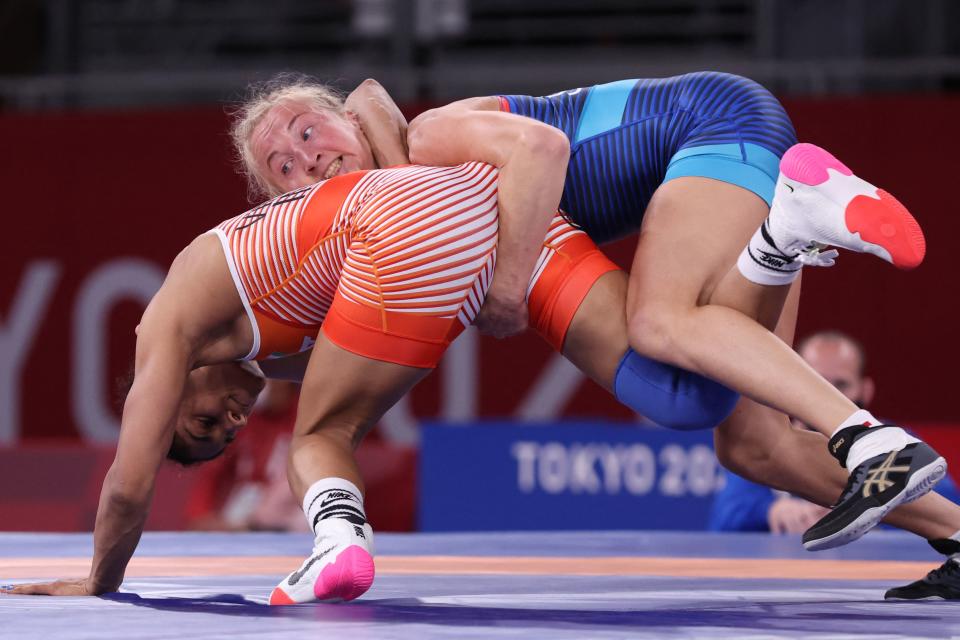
[885,539,960,600]
[769,142,926,270]
[268,518,375,605]
[803,425,947,551]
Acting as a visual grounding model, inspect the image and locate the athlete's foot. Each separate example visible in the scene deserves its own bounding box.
[803,425,947,551]
[769,142,926,269]
[268,519,375,605]
[885,539,960,600]
[886,558,960,600]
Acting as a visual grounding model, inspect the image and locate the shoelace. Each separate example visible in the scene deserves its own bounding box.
[796,242,839,267]
[833,464,870,507]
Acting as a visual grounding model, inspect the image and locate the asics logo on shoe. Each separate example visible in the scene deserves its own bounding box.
[862,450,910,497]
[287,546,337,585]
[784,183,795,193]
[832,437,845,454]
[354,526,366,539]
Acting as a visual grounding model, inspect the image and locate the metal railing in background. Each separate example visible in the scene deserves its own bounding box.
[0,0,957,110]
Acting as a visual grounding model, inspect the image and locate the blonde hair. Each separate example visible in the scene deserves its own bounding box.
[230,73,346,201]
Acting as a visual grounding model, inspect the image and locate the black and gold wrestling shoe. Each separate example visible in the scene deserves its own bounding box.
[886,539,960,600]
[802,425,947,551]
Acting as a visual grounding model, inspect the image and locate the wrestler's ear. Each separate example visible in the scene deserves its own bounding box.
[134,324,140,335]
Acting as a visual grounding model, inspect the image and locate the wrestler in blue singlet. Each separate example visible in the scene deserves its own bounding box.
[499,71,797,244]
[500,72,797,430]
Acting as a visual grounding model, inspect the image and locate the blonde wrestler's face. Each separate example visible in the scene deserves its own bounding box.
[251,99,375,196]
[169,363,265,464]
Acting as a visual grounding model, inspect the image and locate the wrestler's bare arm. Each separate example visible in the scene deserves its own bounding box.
[344,79,410,168]
[343,83,570,338]
[0,322,192,597]
[88,315,191,593]
[3,236,248,596]
[408,101,570,338]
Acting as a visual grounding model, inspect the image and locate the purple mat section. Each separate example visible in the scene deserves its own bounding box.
[2,530,956,640]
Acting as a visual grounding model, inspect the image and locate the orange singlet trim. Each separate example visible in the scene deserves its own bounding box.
[296,171,368,255]
[527,222,621,352]
[360,240,390,330]
[248,228,350,309]
[323,294,459,369]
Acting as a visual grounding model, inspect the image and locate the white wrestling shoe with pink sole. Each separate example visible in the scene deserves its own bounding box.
[771,143,926,270]
[268,519,375,605]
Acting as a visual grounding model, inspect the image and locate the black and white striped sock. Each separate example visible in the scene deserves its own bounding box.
[302,478,367,536]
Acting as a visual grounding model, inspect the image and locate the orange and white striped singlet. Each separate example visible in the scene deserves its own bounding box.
[213,162,619,368]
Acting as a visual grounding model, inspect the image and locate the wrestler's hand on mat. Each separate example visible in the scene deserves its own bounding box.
[0,578,96,596]
[476,284,528,339]
[768,497,829,534]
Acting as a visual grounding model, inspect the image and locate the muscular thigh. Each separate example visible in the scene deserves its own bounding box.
[561,270,630,392]
[628,177,770,315]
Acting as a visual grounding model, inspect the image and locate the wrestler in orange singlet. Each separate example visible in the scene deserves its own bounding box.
[214,162,615,368]
[1,161,627,605]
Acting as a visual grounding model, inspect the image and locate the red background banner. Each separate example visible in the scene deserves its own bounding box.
[1,95,958,446]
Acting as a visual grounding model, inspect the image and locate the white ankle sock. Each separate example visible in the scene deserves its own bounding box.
[831,409,882,436]
[832,410,919,472]
[737,217,802,286]
[302,478,367,536]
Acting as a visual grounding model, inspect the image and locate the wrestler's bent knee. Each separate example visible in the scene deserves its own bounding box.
[713,423,777,481]
[626,305,678,362]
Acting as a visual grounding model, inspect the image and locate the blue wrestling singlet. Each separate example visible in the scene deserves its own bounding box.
[499,72,797,244]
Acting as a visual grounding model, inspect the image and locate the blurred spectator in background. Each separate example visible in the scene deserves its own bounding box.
[710,330,960,533]
[185,380,308,532]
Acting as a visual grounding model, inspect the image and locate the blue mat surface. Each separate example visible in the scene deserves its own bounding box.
[1,530,955,640]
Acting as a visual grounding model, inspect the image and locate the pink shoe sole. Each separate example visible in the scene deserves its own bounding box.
[780,143,926,270]
[313,545,375,602]
[846,189,926,270]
